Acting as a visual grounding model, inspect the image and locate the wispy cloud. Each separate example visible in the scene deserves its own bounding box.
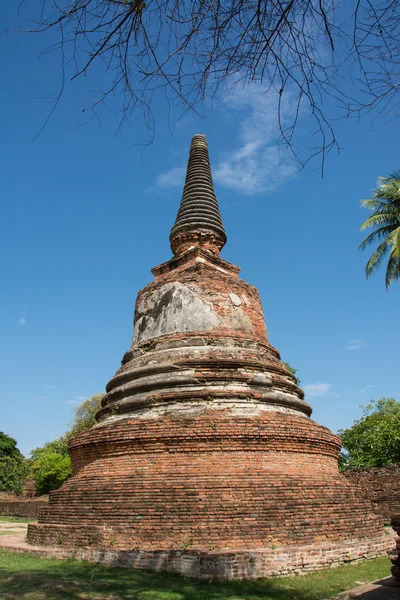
[356,385,373,394]
[19,316,27,326]
[32,395,45,401]
[175,115,195,131]
[153,166,186,191]
[45,385,56,389]
[346,339,364,351]
[151,80,297,196]
[303,382,332,398]
[213,81,297,195]
[65,395,87,406]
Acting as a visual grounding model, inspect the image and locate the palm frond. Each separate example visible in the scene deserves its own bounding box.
[385,252,400,289]
[387,171,400,181]
[374,178,400,204]
[359,172,400,288]
[365,239,390,279]
[359,225,395,251]
[361,199,390,212]
[360,214,396,231]
[387,227,400,257]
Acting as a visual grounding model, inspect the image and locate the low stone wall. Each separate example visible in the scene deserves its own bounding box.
[390,515,400,584]
[344,464,400,523]
[0,499,48,519]
[19,531,396,580]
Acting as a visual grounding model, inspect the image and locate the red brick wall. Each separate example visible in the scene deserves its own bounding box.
[390,515,400,583]
[344,464,400,523]
[0,500,48,518]
[28,411,384,553]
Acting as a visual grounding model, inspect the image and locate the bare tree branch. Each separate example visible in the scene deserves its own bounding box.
[14,0,400,167]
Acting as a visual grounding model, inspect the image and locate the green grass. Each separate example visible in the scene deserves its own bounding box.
[0,516,36,523]
[0,550,393,600]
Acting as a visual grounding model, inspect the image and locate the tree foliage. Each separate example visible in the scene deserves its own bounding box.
[283,362,301,385]
[28,393,104,495]
[0,457,29,495]
[359,172,400,289]
[66,394,104,440]
[18,1,400,167]
[0,432,23,459]
[0,432,29,495]
[29,438,72,496]
[339,398,400,469]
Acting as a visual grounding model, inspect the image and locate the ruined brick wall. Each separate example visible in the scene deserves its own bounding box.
[344,464,400,523]
[0,499,48,518]
[390,515,400,584]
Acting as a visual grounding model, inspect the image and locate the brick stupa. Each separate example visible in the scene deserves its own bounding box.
[28,135,392,579]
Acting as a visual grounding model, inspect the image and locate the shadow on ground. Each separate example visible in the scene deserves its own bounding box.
[0,551,396,600]
[337,578,400,600]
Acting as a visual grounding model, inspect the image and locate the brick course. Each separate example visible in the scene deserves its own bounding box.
[28,412,386,561]
[390,515,400,583]
[344,465,400,523]
[21,532,396,580]
[0,500,47,519]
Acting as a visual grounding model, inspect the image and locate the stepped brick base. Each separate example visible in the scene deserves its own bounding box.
[27,411,390,578]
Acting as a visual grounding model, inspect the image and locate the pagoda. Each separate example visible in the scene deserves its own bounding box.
[28,135,392,579]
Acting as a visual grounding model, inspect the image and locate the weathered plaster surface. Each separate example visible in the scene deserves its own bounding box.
[134,282,255,344]
[134,282,220,344]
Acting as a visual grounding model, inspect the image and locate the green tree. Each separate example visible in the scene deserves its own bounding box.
[28,393,104,495]
[66,394,104,440]
[359,172,400,289]
[0,432,29,495]
[339,398,400,469]
[0,457,29,495]
[0,432,22,459]
[29,438,72,496]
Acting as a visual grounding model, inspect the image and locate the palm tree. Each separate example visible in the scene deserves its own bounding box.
[359,172,400,289]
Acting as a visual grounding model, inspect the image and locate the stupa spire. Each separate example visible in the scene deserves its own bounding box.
[170,134,227,256]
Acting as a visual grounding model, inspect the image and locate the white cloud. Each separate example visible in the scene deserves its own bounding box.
[213,81,297,195]
[303,382,332,398]
[45,385,56,389]
[32,395,45,401]
[151,80,298,196]
[153,166,186,191]
[346,339,364,351]
[19,316,27,326]
[74,395,86,401]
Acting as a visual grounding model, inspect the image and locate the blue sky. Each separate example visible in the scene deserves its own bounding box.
[1,3,398,456]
